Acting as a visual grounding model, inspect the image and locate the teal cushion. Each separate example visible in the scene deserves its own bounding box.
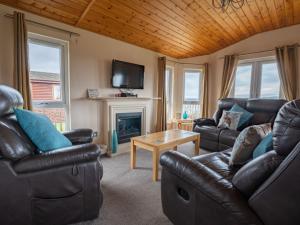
[253,133,273,158]
[14,108,72,152]
[230,104,253,129]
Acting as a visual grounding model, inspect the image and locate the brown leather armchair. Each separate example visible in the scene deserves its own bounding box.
[0,85,103,225]
[161,99,300,225]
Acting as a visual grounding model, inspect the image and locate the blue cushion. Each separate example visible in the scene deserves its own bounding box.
[253,133,273,158]
[230,104,253,129]
[14,108,72,152]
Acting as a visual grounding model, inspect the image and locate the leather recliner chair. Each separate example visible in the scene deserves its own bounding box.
[0,85,103,225]
[193,98,286,151]
[160,99,300,225]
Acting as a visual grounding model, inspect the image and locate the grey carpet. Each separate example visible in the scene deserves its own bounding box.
[75,142,206,225]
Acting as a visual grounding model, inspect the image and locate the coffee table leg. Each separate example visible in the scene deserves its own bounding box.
[131,140,136,169]
[152,148,159,181]
[194,135,200,155]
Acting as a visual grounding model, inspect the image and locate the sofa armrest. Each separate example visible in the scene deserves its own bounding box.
[193,118,216,129]
[13,143,101,174]
[249,142,300,225]
[63,128,94,145]
[160,151,263,225]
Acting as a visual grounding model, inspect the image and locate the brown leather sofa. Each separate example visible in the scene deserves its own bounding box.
[160,99,300,225]
[193,98,286,151]
[0,85,103,225]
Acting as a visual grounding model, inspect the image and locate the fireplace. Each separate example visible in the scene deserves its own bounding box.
[116,112,142,144]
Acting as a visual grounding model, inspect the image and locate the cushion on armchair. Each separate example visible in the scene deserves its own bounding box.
[14,108,72,152]
[230,123,271,166]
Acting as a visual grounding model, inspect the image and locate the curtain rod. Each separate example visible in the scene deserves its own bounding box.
[218,44,300,59]
[166,59,205,66]
[4,14,80,37]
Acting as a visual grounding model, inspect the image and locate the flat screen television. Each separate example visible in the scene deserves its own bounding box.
[112,60,144,89]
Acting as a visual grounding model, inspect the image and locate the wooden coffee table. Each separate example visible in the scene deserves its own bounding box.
[130,129,200,181]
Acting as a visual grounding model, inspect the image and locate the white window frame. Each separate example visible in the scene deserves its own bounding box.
[231,57,283,99]
[182,69,203,104]
[28,33,71,130]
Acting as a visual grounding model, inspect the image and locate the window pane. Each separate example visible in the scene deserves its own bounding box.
[29,42,61,73]
[28,38,67,131]
[184,71,200,101]
[165,68,172,121]
[260,63,280,99]
[234,65,252,98]
[33,108,66,132]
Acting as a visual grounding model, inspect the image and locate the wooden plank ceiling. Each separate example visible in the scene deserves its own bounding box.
[1,0,299,58]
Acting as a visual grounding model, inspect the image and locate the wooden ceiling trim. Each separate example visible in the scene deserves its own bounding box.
[140,0,222,50]
[180,0,237,45]
[82,10,193,57]
[91,0,210,54]
[76,0,96,26]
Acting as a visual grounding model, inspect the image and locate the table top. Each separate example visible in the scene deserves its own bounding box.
[131,129,199,147]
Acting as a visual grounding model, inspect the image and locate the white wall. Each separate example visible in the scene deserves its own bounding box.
[0,4,168,144]
[180,24,300,116]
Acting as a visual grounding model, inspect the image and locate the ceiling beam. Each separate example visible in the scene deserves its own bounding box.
[76,0,97,26]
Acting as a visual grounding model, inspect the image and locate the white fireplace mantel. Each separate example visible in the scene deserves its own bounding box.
[101,98,152,156]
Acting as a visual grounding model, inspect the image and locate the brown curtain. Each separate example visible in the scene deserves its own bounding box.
[219,55,238,99]
[13,11,32,110]
[156,57,167,132]
[275,44,298,101]
[200,63,209,118]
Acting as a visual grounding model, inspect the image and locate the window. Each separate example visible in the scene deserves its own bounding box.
[233,64,252,98]
[182,69,202,119]
[165,67,173,121]
[260,62,281,99]
[28,34,69,131]
[232,58,282,99]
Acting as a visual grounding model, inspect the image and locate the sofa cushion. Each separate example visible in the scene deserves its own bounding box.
[230,104,253,130]
[232,151,284,198]
[14,109,72,152]
[219,129,240,147]
[273,100,300,156]
[194,125,222,142]
[253,133,273,158]
[230,123,271,166]
[218,111,242,130]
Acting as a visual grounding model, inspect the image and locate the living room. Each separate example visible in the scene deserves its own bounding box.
[0,1,300,225]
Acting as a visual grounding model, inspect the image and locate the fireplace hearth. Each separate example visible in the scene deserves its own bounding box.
[116,112,142,144]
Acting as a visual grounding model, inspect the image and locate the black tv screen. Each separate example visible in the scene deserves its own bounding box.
[112,60,144,89]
